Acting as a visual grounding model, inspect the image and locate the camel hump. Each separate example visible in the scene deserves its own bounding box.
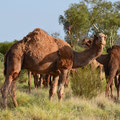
[33,28,41,32]
[33,28,48,35]
[26,28,47,37]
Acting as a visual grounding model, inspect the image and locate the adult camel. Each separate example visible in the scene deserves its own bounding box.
[97,46,120,100]
[1,28,106,108]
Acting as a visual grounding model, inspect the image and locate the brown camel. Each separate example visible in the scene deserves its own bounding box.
[82,38,103,80]
[1,28,106,108]
[97,46,120,100]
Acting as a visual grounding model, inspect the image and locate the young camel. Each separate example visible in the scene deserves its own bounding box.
[82,38,103,80]
[1,28,106,108]
[97,46,120,100]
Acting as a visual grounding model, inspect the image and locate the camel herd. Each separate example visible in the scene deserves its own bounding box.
[0,28,113,109]
[82,38,120,100]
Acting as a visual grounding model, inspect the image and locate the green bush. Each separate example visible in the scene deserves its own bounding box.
[0,40,17,55]
[71,66,104,99]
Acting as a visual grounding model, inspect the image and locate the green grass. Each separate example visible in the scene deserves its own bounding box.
[0,62,120,120]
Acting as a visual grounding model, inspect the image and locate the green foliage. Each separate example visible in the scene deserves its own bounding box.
[71,66,104,99]
[0,40,17,55]
[59,0,120,48]
[73,44,85,52]
[59,2,90,46]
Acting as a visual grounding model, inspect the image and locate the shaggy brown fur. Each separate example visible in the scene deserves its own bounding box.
[1,28,106,108]
[97,46,120,99]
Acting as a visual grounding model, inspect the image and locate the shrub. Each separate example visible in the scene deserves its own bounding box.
[0,40,17,55]
[71,66,104,99]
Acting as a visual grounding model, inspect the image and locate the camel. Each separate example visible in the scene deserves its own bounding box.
[82,38,103,80]
[97,46,120,100]
[1,28,106,108]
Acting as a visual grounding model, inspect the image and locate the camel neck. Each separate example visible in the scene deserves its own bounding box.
[72,44,104,68]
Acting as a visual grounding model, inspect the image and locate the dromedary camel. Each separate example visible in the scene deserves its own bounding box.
[82,38,103,80]
[97,46,120,100]
[1,28,106,108]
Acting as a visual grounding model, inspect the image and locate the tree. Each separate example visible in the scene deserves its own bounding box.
[59,2,90,47]
[59,0,120,49]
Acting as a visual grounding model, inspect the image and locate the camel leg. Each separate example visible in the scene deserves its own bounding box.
[46,74,50,88]
[9,80,18,107]
[106,69,117,98]
[115,75,120,100]
[39,75,43,88]
[110,82,113,98]
[118,76,120,100]
[36,74,39,88]
[44,74,50,88]
[49,75,59,100]
[57,70,68,101]
[33,74,39,88]
[1,75,13,108]
[28,71,31,93]
[64,70,70,88]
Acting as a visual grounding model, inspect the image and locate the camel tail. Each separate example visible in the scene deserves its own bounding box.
[4,56,7,76]
[4,51,9,76]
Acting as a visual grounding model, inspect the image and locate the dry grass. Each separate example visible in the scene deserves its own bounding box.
[0,61,120,120]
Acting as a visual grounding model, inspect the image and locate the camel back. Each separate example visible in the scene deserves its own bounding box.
[23,28,73,70]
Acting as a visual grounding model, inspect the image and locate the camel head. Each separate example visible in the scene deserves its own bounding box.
[82,38,93,47]
[93,33,107,46]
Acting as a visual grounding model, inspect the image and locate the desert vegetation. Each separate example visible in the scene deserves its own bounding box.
[0,42,120,119]
[0,0,120,119]
[0,59,120,120]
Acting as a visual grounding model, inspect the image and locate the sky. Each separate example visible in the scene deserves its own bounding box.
[0,0,119,42]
